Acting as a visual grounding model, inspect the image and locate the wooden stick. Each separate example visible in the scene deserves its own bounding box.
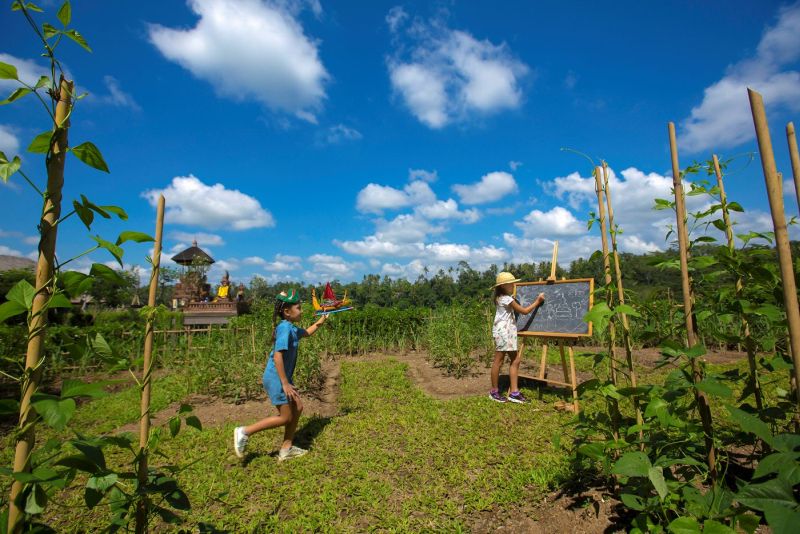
[9,76,73,533]
[548,241,559,281]
[669,121,717,480]
[602,162,643,439]
[787,122,800,215]
[712,155,763,411]
[749,90,800,407]
[538,344,548,380]
[567,344,579,412]
[136,195,165,533]
[593,166,618,384]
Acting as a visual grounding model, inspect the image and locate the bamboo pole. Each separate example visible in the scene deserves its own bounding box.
[787,123,800,215]
[135,195,165,533]
[602,162,644,439]
[593,165,620,439]
[711,155,763,411]
[669,122,717,480]
[748,90,800,407]
[9,76,73,533]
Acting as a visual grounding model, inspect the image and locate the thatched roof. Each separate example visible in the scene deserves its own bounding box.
[0,255,36,272]
[170,240,215,266]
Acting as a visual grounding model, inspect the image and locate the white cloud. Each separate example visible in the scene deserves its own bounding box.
[385,6,408,33]
[0,244,24,257]
[304,253,361,281]
[356,180,436,214]
[148,0,329,122]
[0,125,20,157]
[509,160,522,171]
[452,171,518,205]
[245,253,302,272]
[322,124,362,144]
[415,199,480,223]
[96,75,141,111]
[408,168,438,183]
[784,178,797,198]
[169,231,224,246]
[515,206,584,237]
[387,16,528,128]
[680,3,800,152]
[142,174,275,230]
[0,53,47,90]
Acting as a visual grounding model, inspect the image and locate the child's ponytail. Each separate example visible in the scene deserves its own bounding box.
[270,300,283,345]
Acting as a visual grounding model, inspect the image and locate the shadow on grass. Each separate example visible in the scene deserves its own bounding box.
[239,414,334,467]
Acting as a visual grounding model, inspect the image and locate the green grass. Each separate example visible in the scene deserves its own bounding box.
[35,360,573,532]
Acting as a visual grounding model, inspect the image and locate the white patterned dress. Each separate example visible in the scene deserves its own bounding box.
[492,295,518,351]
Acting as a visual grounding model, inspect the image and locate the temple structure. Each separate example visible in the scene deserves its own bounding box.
[171,240,248,326]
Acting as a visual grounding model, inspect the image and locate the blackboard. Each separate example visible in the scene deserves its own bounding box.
[514,279,594,338]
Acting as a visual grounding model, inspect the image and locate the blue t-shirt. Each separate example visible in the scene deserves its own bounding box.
[264,320,307,384]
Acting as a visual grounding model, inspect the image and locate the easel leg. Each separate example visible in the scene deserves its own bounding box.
[538,342,548,380]
[568,344,579,412]
[558,341,569,383]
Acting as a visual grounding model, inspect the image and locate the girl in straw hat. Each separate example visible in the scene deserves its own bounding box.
[490,272,545,403]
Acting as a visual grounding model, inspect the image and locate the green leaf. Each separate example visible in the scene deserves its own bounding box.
[90,236,124,266]
[31,395,76,430]
[763,503,800,534]
[648,466,668,500]
[1,87,32,105]
[25,484,47,515]
[185,415,202,431]
[696,378,732,398]
[34,75,51,89]
[46,292,73,310]
[753,451,800,485]
[27,131,52,153]
[736,512,760,534]
[0,61,19,80]
[612,451,652,477]
[614,304,641,317]
[87,473,117,492]
[7,278,35,309]
[42,22,58,39]
[60,270,92,298]
[577,442,606,460]
[90,263,125,284]
[73,199,94,229]
[57,1,71,26]
[667,516,701,534]
[727,201,744,212]
[620,492,645,511]
[0,154,22,182]
[0,300,27,323]
[0,399,20,415]
[702,520,735,534]
[727,406,774,447]
[115,231,154,246]
[63,28,91,52]
[92,333,114,359]
[736,478,795,512]
[71,441,106,470]
[60,379,108,400]
[71,142,109,173]
[168,416,180,437]
[98,205,128,220]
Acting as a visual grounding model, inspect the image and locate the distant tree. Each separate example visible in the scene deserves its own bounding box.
[89,268,138,308]
[0,268,36,302]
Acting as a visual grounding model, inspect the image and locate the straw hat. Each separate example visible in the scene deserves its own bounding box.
[492,271,521,288]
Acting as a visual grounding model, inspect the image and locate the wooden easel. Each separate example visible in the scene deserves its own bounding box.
[516,241,580,412]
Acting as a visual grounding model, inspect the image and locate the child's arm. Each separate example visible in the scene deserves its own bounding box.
[273,350,299,401]
[510,293,545,315]
[304,313,328,336]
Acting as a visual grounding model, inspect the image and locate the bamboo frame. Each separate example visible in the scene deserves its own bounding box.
[9,77,72,533]
[135,195,165,532]
[711,154,763,411]
[787,122,800,215]
[669,121,717,480]
[749,90,800,407]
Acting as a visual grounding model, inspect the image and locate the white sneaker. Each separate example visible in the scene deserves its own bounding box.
[233,427,248,458]
[278,445,308,462]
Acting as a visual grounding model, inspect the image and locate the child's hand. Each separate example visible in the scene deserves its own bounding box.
[536,293,546,304]
[283,382,299,402]
[315,313,328,327]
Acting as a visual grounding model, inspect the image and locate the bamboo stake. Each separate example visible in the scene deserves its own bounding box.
[787,122,800,215]
[669,122,717,480]
[602,162,644,441]
[748,90,800,407]
[711,155,763,411]
[9,76,72,533]
[135,195,165,533]
[593,165,620,440]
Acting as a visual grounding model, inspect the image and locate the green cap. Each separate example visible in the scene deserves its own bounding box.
[276,289,300,304]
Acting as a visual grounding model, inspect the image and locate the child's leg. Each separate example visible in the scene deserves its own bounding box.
[280,397,304,450]
[490,350,505,390]
[243,403,292,436]
[509,349,521,392]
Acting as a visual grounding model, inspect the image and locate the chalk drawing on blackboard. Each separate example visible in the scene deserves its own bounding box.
[514,278,594,338]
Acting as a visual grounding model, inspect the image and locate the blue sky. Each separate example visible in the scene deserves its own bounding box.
[1,0,800,287]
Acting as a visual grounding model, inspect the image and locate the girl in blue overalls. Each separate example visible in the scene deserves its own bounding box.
[233,289,327,461]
